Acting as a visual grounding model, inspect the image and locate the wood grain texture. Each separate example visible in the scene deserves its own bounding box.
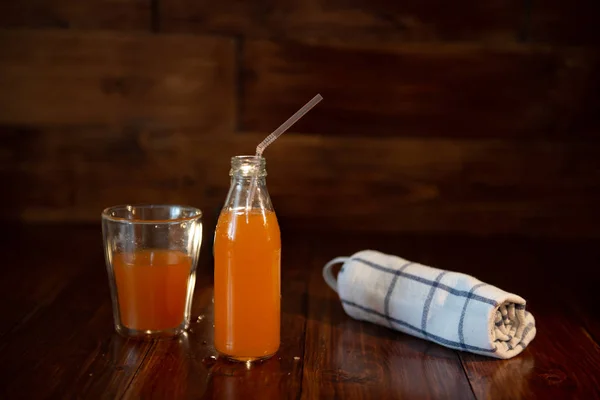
[568,298,600,348]
[529,0,600,45]
[201,134,600,238]
[427,235,600,399]
[2,130,599,237]
[241,40,600,138]
[0,225,90,338]
[0,126,210,222]
[0,0,151,30]
[161,0,524,43]
[0,226,153,399]
[121,271,215,399]
[459,287,600,399]
[548,241,600,348]
[0,30,236,129]
[1,226,600,398]
[461,310,600,400]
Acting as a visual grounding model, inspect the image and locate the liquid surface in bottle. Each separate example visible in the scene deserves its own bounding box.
[214,209,281,360]
[113,249,191,331]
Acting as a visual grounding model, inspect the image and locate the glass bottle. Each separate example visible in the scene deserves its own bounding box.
[213,155,281,362]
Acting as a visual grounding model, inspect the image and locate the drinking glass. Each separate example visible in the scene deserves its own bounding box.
[102,204,202,338]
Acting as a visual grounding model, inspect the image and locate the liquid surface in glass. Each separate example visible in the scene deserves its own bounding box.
[113,249,191,331]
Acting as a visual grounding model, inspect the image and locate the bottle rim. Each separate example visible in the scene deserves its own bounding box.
[230,155,267,177]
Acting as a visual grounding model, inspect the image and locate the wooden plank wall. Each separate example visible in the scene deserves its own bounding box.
[0,1,599,237]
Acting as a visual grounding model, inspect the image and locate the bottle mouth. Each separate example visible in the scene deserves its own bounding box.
[230,155,267,177]
[231,155,265,163]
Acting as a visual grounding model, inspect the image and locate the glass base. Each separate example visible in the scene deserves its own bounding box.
[115,321,189,340]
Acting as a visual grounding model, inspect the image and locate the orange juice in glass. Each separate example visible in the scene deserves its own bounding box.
[102,205,202,338]
[214,156,281,361]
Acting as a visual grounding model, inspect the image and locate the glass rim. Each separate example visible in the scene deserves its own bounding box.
[101,204,202,224]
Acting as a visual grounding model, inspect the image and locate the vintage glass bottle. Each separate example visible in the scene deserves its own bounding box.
[213,155,281,361]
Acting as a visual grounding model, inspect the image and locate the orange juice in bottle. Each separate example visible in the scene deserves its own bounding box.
[214,155,281,361]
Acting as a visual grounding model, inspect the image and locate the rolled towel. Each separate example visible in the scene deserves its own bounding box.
[323,250,536,359]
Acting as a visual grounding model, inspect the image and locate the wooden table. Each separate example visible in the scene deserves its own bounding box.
[1,225,599,399]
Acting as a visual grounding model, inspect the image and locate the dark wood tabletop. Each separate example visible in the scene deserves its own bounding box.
[0,224,599,399]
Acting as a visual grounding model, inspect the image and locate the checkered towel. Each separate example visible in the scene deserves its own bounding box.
[323,250,536,359]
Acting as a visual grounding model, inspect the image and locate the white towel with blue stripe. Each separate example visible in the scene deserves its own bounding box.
[323,250,536,359]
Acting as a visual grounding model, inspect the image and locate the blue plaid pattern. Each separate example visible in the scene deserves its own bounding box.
[352,257,498,306]
[458,282,486,350]
[326,251,536,358]
[341,300,497,353]
[341,258,498,353]
[383,262,412,328]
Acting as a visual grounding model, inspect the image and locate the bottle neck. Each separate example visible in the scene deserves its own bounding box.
[223,155,273,212]
[230,175,266,185]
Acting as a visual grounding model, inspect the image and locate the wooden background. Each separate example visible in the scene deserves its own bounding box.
[0,1,599,237]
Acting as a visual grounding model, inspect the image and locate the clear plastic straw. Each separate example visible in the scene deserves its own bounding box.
[246,94,323,213]
[256,94,323,156]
